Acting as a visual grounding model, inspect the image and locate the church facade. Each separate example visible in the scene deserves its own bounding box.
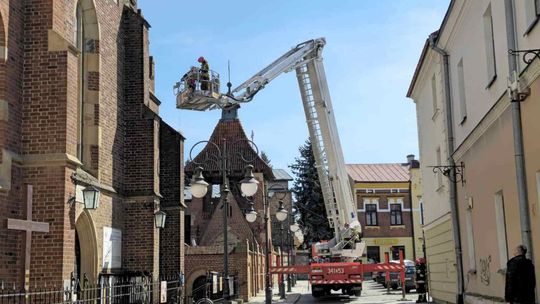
[0,0,185,292]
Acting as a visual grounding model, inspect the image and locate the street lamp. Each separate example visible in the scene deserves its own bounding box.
[190,166,210,198]
[82,185,100,210]
[154,210,167,229]
[245,203,258,223]
[289,223,300,233]
[189,138,259,303]
[240,165,259,196]
[244,183,288,304]
[68,185,101,210]
[275,201,288,222]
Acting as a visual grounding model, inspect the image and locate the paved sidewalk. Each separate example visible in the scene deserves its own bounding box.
[246,280,309,304]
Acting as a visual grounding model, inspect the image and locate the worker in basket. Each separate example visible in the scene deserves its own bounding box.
[198,56,210,91]
[181,67,197,93]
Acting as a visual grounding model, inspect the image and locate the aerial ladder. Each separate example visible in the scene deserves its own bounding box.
[175,38,405,298]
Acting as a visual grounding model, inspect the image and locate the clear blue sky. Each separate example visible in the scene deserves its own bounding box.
[138,0,450,172]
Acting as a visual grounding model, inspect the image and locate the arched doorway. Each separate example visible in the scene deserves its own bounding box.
[75,210,98,282]
[75,231,81,280]
[192,275,208,301]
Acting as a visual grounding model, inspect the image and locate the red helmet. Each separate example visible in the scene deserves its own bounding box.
[415,258,426,265]
[198,56,205,63]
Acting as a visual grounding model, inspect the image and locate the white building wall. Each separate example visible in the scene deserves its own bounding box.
[437,0,509,147]
[410,47,458,303]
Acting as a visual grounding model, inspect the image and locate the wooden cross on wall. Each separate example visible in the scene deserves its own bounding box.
[7,185,50,290]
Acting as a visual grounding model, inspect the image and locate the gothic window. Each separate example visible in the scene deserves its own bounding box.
[74,0,99,175]
[390,203,402,226]
[365,204,378,226]
[76,2,85,162]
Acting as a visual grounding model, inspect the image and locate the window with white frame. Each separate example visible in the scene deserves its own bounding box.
[419,200,425,225]
[365,204,378,226]
[525,0,540,32]
[390,203,403,225]
[436,147,442,188]
[483,3,497,86]
[431,74,438,115]
[494,191,508,269]
[466,197,476,270]
[457,58,467,123]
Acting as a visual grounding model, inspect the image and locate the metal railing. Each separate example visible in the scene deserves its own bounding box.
[0,272,184,304]
[174,67,221,96]
[184,273,239,304]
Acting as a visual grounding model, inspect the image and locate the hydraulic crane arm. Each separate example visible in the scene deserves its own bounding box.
[230,39,323,102]
[175,38,364,258]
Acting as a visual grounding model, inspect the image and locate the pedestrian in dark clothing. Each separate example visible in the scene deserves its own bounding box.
[505,245,536,304]
[415,258,427,303]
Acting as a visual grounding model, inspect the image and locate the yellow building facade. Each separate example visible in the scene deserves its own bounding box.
[347,157,423,264]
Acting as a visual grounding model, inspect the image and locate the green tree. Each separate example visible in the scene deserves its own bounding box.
[289,139,333,247]
[261,151,272,167]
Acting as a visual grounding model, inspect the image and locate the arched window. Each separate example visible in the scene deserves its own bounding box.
[74,0,99,175]
[0,10,6,62]
[76,2,85,162]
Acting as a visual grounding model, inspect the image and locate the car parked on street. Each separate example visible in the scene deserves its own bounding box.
[388,260,415,292]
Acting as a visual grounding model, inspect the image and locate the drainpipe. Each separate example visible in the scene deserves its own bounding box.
[407,155,417,260]
[505,0,534,260]
[428,33,465,304]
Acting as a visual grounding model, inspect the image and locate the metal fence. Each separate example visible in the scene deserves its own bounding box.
[184,273,239,304]
[0,272,183,304]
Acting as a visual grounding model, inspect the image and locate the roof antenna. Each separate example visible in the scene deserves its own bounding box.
[226,60,232,96]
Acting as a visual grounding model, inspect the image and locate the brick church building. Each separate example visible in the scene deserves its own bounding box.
[0,0,185,293]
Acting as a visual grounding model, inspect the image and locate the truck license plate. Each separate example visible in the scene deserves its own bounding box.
[328,268,345,274]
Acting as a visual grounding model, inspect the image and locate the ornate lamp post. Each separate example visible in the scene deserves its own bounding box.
[276,201,289,299]
[286,228,293,292]
[245,184,288,304]
[289,215,303,286]
[189,139,259,303]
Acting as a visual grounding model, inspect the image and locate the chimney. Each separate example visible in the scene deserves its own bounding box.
[407,154,415,164]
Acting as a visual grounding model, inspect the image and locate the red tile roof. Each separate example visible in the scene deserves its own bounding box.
[346,163,410,183]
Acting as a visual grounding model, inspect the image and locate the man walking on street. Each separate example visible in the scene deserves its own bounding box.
[505,245,536,304]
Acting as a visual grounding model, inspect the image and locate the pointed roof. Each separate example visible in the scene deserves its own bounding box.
[185,114,274,181]
[272,169,293,181]
[346,163,410,183]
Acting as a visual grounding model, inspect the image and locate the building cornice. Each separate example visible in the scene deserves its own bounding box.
[452,91,510,161]
[423,211,452,231]
[18,153,83,168]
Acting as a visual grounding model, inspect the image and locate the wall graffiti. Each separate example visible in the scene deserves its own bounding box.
[479,255,492,285]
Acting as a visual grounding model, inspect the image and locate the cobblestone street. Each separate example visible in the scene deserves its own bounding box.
[285,280,424,304]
